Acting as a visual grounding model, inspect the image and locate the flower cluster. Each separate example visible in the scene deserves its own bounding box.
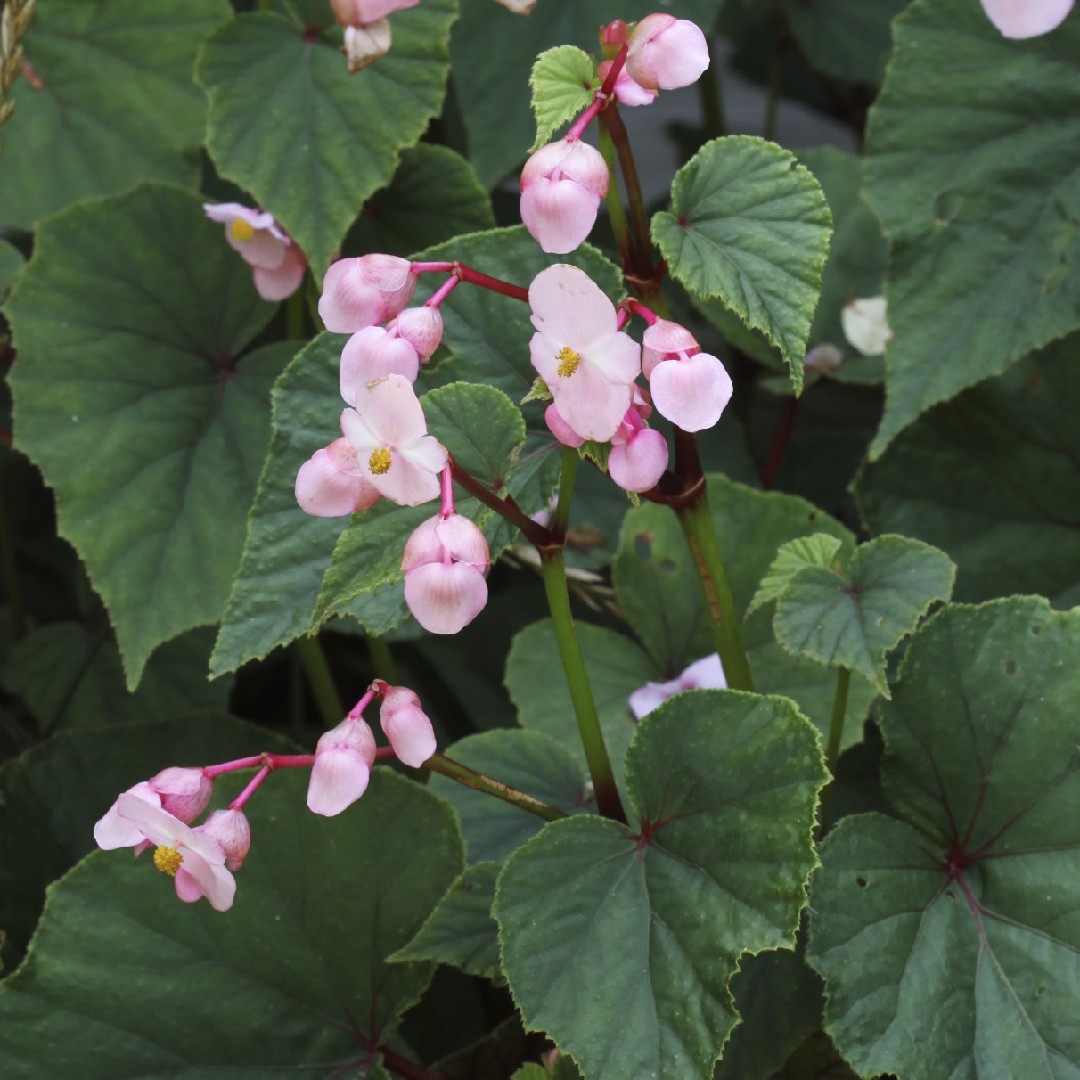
[94,682,436,911]
[203,203,306,301]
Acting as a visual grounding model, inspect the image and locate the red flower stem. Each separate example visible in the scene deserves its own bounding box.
[624,298,658,326]
[597,101,653,284]
[410,261,529,303]
[760,394,798,490]
[425,274,460,308]
[438,465,455,517]
[229,765,271,811]
[205,753,318,780]
[566,44,627,141]
[426,753,569,821]
[449,455,550,548]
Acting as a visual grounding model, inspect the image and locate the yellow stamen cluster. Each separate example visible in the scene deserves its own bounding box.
[369,448,392,475]
[153,845,183,877]
[229,218,256,243]
[556,346,581,378]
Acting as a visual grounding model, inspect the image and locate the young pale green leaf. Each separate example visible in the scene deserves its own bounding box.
[2,626,229,734]
[747,534,843,617]
[211,334,347,676]
[653,136,833,392]
[856,340,1080,604]
[773,535,956,694]
[6,185,286,689]
[422,382,526,490]
[505,620,647,784]
[0,769,462,1078]
[391,861,501,980]
[428,729,590,865]
[808,598,1080,1080]
[0,713,298,974]
[197,1,457,276]
[529,45,596,150]
[863,0,1080,454]
[495,691,827,1080]
[0,0,228,228]
[781,0,907,85]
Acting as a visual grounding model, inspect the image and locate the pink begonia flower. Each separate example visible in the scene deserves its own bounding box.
[203,203,307,301]
[379,685,437,766]
[343,21,392,72]
[340,326,421,397]
[841,297,893,357]
[641,319,732,432]
[196,809,251,872]
[94,767,212,852]
[319,254,417,333]
[545,402,586,448]
[109,792,236,911]
[608,405,668,493]
[598,58,658,107]
[388,307,444,363]
[629,654,727,720]
[295,435,382,517]
[331,0,419,24]
[307,714,378,816]
[402,513,490,634]
[520,139,610,254]
[981,0,1073,37]
[528,265,640,441]
[626,14,710,91]
[341,374,447,506]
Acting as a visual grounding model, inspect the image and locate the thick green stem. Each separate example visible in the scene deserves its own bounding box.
[677,495,755,692]
[552,446,577,536]
[427,753,569,822]
[597,104,653,284]
[285,288,306,340]
[295,634,343,728]
[818,666,851,831]
[699,38,726,140]
[598,123,635,274]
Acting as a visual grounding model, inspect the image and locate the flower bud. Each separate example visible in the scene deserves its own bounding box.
[379,686,436,767]
[520,139,609,254]
[388,306,444,363]
[641,318,699,379]
[319,254,417,333]
[197,809,251,872]
[307,716,378,816]
[295,436,382,518]
[402,514,490,634]
[625,14,710,91]
[343,20,392,73]
[148,767,212,824]
[598,59,658,107]
[340,326,420,399]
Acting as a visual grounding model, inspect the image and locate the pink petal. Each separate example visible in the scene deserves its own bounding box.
[379,687,437,767]
[626,14,710,91]
[521,180,601,255]
[93,783,162,850]
[371,447,443,506]
[306,748,372,816]
[175,851,236,912]
[197,809,251,872]
[628,681,672,719]
[545,402,586,448]
[404,561,488,634]
[390,307,443,362]
[295,438,381,517]
[319,259,383,333]
[608,428,668,493]
[981,0,1073,36]
[650,352,733,431]
[252,245,306,300]
[528,264,618,345]
[679,654,726,691]
[341,327,420,402]
[549,359,634,442]
[641,318,699,379]
[353,374,429,446]
[149,767,212,824]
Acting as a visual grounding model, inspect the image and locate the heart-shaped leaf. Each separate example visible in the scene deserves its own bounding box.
[529,45,596,150]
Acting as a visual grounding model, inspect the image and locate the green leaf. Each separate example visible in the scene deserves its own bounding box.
[348,143,495,257]
[197,0,457,276]
[653,136,833,392]
[807,598,1080,1080]
[211,334,347,675]
[1,625,230,734]
[505,620,646,783]
[863,0,1080,454]
[781,0,907,85]
[0,769,462,1076]
[0,713,298,977]
[747,534,843,617]
[392,861,501,980]
[428,729,590,865]
[529,45,596,151]
[856,340,1080,604]
[6,185,286,688]
[773,535,955,694]
[495,691,827,1080]
[423,382,526,490]
[0,0,228,228]
[0,240,24,297]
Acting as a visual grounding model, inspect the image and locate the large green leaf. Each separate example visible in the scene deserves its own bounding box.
[772,535,955,694]
[0,0,228,228]
[495,691,827,1080]
[6,185,287,688]
[653,136,833,392]
[197,0,457,276]
[1,625,229,734]
[0,768,461,1077]
[863,0,1080,454]
[807,598,1080,1080]
[856,341,1080,604]
[0,713,296,975]
[781,0,906,85]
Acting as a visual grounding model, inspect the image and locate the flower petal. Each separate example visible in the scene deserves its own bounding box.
[650,352,733,432]
[528,264,618,345]
[404,561,488,634]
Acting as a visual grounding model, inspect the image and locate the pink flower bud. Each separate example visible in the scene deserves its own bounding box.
[343,21,392,73]
[608,405,668,493]
[544,402,586,448]
[295,436,382,517]
[600,19,629,51]
[340,327,421,400]
[197,809,251,872]
[980,0,1073,38]
[379,686,436,767]
[307,716,378,816]
[319,254,417,333]
[625,14,710,91]
[641,318,700,379]
[520,139,610,254]
[149,767,213,824]
[402,513,490,634]
[331,0,419,26]
[650,351,733,432]
[388,307,444,363]
[598,59,658,107]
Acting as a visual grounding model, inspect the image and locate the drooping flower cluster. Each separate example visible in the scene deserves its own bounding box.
[203,203,307,301]
[94,682,437,910]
